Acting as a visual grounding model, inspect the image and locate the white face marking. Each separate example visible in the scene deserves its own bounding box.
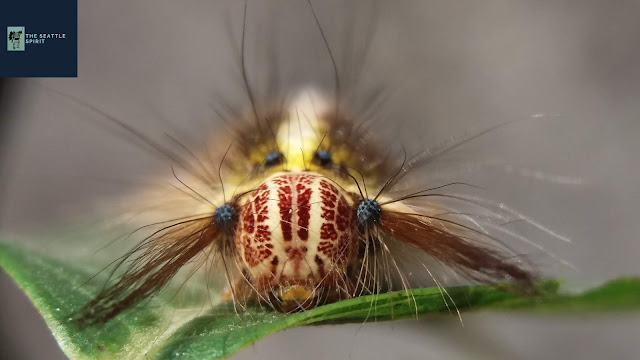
[276,89,331,172]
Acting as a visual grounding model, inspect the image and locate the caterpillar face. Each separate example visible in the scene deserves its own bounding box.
[237,172,356,311]
[228,91,375,311]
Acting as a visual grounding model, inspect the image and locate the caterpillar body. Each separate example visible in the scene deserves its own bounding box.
[74,1,544,325]
[76,87,537,324]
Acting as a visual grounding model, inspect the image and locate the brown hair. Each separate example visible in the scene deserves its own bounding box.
[378,210,537,291]
[76,217,226,325]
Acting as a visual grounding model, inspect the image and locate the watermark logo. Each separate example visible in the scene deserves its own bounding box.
[7,26,25,51]
[1,0,77,76]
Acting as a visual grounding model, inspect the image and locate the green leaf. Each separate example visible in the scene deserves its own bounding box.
[1,240,639,360]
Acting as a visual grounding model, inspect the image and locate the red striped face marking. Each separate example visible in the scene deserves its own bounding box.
[237,172,356,292]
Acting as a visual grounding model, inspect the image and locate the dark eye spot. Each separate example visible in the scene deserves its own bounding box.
[265,151,284,167]
[213,204,237,230]
[357,199,382,226]
[314,149,332,167]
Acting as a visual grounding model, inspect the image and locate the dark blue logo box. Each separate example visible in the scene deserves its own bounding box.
[0,0,77,77]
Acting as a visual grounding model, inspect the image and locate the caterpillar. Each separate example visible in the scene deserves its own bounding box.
[61,0,569,326]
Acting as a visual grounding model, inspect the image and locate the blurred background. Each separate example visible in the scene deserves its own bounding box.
[2,0,640,359]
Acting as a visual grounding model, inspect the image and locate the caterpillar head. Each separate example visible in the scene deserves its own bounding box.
[236,172,357,311]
